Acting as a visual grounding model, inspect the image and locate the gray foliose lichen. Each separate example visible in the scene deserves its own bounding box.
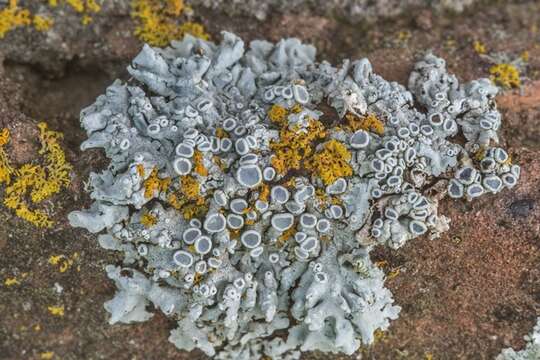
[497,318,540,360]
[69,32,519,359]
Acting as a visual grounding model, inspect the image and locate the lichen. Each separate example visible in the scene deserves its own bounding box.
[47,305,65,316]
[490,63,521,89]
[32,14,54,32]
[70,33,519,360]
[305,139,353,185]
[131,0,209,47]
[0,0,31,39]
[270,119,326,175]
[0,122,72,228]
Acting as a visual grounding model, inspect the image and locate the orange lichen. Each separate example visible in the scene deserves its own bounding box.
[258,183,270,202]
[167,175,207,220]
[268,104,288,126]
[473,40,486,55]
[48,253,78,273]
[193,150,208,177]
[140,212,158,227]
[345,112,385,135]
[0,0,31,39]
[40,352,54,360]
[290,103,303,114]
[136,164,145,177]
[47,0,100,25]
[277,225,296,247]
[270,119,326,175]
[143,168,171,199]
[489,63,521,89]
[32,122,72,203]
[215,127,229,139]
[4,277,19,286]
[47,305,64,316]
[131,0,209,47]
[2,122,72,228]
[33,15,54,31]
[177,21,210,40]
[180,175,200,200]
[305,139,353,185]
[0,128,15,184]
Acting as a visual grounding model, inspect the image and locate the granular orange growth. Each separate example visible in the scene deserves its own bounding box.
[305,139,353,185]
[193,150,208,177]
[277,225,296,247]
[131,0,209,47]
[140,212,158,227]
[268,104,288,126]
[0,0,31,39]
[489,63,521,89]
[0,128,15,184]
[258,183,270,202]
[143,168,171,199]
[1,122,72,228]
[345,112,385,135]
[180,175,200,200]
[167,175,207,220]
[270,119,326,175]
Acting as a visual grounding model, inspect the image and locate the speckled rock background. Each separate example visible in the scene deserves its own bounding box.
[0,1,539,359]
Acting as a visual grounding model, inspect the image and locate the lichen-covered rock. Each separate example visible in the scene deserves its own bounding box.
[70,32,519,359]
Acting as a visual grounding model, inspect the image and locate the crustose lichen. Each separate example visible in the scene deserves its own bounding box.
[0,122,72,228]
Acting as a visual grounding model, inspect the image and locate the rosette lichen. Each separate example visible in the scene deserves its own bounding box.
[70,32,519,359]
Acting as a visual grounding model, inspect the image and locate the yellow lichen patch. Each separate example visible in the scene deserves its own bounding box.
[277,225,296,248]
[48,0,101,24]
[345,112,385,135]
[0,128,15,184]
[33,15,54,32]
[177,21,209,40]
[131,0,209,47]
[180,175,200,200]
[40,352,54,360]
[290,103,303,114]
[48,253,78,273]
[33,122,73,203]
[473,146,487,161]
[521,50,529,62]
[140,212,157,227]
[258,183,270,202]
[167,175,207,220]
[2,123,72,227]
[212,155,226,171]
[372,329,387,344]
[143,168,171,199]
[267,104,288,126]
[193,150,208,177]
[305,139,353,185]
[4,277,19,286]
[4,164,54,228]
[136,164,145,177]
[0,0,31,39]
[489,63,521,89]
[215,127,229,139]
[47,305,64,316]
[270,119,326,175]
[473,40,486,55]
